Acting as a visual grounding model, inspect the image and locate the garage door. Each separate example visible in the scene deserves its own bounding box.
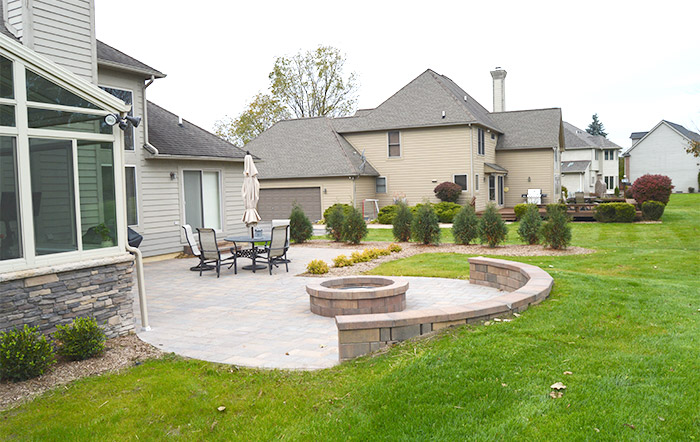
[258,187,322,221]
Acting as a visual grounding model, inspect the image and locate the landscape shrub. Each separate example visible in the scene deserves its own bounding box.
[377,247,391,256]
[54,317,105,361]
[350,250,371,263]
[322,203,352,222]
[517,204,543,245]
[332,255,353,267]
[411,203,441,244]
[614,187,620,197]
[624,187,633,198]
[388,243,402,253]
[541,207,572,249]
[641,200,665,221]
[289,204,313,243]
[325,205,345,242]
[0,325,55,382]
[546,203,568,218]
[514,203,536,220]
[689,187,695,194]
[362,248,381,260]
[377,205,398,224]
[594,203,636,223]
[631,174,674,205]
[392,202,413,242]
[452,204,479,245]
[562,186,568,199]
[434,202,462,223]
[341,206,368,244]
[433,181,462,203]
[306,260,329,274]
[479,203,508,248]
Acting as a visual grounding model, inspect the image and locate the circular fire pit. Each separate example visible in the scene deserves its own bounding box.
[306,276,408,317]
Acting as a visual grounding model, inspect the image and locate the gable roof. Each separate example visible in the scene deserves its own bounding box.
[96,41,165,79]
[563,121,621,150]
[561,160,591,174]
[333,69,500,133]
[147,101,246,160]
[623,120,700,156]
[489,108,563,150]
[630,131,648,141]
[245,117,379,180]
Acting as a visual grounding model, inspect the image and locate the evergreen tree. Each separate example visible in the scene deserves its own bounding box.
[541,207,572,249]
[517,204,543,245]
[479,203,508,248]
[586,113,608,137]
[411,203,441,245]
[452,204,479,245]
[289,204,313,243]
[325,205,345,242]
[392,202,413,242]
[341,206,368,244]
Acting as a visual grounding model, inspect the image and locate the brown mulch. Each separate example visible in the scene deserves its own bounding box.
[295,240,594,277]
[0,334,162,411]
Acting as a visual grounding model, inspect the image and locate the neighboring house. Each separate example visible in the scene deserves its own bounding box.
[561,121,621,195]
[622,120,700,193]
[247,68,564,219]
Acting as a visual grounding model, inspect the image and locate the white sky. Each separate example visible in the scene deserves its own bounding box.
[96,0,700,149]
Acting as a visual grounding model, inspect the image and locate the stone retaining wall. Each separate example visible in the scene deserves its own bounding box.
[335,257,553,361]
[0,255,135,338]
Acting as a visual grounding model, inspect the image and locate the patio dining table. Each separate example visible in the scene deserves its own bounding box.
[224,235,271,272]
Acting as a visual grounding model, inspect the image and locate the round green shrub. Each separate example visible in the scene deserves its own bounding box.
[594,203,635,223]
[377,205,398,224]
[54,317,105,361]
[517,204,543,245]
[306,260,329,274]
[541,207,572,249]
[289,204,313,243]
[325,205,345,242]
[341,206,368,244]
[323,203,353,222]
[411,203,441,245]
[433,182,462,203]
[479,203,507,248]
[641,200,665,221]
[513,203,533,220]
[452,204,479,245]
[434,202,462,223]
[392,202,413,242]
[0,325,55,382]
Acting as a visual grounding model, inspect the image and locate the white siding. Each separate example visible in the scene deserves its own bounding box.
[628,123,699,192]
[4,0,23,38]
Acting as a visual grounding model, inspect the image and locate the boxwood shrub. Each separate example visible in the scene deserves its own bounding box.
[434,202,462,223]
[594,202,636,223]
[377,204,398,224]
[54,317,105,361]
[513,203,533,220]
[641,200,665,221]
[0,325,55,382]
[306,260,329,274]
[323,203,352,222]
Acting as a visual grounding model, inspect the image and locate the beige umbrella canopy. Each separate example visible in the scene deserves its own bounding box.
[241,153,261,230]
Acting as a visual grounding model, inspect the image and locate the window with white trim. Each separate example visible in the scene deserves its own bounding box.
[453,174,468,191]
[388,131,400,157]
[477,128,485,155]
[375,176,387,193]
[605,176,615,190]
[604,149,616,161]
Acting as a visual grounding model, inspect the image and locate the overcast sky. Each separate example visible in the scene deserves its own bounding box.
[95,0,700,149]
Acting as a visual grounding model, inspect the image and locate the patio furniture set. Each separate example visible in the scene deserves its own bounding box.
[182,221,290,277]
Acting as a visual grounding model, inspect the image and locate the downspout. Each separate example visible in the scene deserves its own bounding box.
[143,75,158,154]
[469,124,474,199]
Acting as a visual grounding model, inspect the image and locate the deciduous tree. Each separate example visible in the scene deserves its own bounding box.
[214,93,289,146]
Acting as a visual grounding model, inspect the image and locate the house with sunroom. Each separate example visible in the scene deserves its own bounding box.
[246,68,564,220]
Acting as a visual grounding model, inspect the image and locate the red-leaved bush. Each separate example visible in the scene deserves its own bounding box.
[434,181,462,203]
[631,174,674,205]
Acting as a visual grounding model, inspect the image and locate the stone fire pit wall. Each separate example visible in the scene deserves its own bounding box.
[335,257,554,361]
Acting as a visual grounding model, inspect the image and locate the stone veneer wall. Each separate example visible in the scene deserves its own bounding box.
[0,254,135,338]
[335,257,554,361]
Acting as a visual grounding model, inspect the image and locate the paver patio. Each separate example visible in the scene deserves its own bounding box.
[135,246,503,370]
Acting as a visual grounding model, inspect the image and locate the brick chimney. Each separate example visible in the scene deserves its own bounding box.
[490,67,507,112]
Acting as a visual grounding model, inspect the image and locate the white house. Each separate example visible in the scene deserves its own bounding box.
[623,120,700,193]
[561,122,621,195]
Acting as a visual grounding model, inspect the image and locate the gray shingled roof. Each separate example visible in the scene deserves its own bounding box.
[664,120,700,142]
[484,163,508,173]
[561,160,591,174]
[489,109,563,150]
[333,69,500,133]
[147,101,246,160]
[630,131,648,140]
[244,117,379,180]
[563,121,621,150]
[96,41,165,79]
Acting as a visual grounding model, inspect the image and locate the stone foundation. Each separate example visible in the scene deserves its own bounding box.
[0,254,135,338]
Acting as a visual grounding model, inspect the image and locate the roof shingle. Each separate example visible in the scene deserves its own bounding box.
[490,108,563,150]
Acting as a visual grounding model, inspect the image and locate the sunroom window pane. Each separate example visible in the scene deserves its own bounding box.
[0,136,21,260]
[0,105,15,127]
[28,108,111,134]
[78,141,117,250]
[29,139,77,256]
[26,69,100,109]
[0,56,13,99]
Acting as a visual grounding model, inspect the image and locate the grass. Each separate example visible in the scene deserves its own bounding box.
[2,195,699,440]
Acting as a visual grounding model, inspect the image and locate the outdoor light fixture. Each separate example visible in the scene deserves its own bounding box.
[104,114,142,130]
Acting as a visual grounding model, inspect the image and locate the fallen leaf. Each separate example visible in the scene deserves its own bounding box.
[217,406,226,412]
[548,265,554,268]
[513,313,521,317]
[549,391,563,399]
[658,416,665,421]
[210,420,218,431]
[563,371,573,375]
[501,383,507,387]
[285,352,289,356]
[594,428,600,433]
[624,423,635,430]
[550,382,567,390]
[493,318,502,322]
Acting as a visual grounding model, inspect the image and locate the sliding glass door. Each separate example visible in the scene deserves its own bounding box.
[183,170,221,230]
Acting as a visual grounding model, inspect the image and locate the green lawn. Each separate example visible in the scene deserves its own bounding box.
[2,195,699,440]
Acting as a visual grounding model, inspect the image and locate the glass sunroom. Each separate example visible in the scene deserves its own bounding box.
[0,41,131,274]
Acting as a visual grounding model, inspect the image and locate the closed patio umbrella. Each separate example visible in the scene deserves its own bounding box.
[241,152,261,234]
